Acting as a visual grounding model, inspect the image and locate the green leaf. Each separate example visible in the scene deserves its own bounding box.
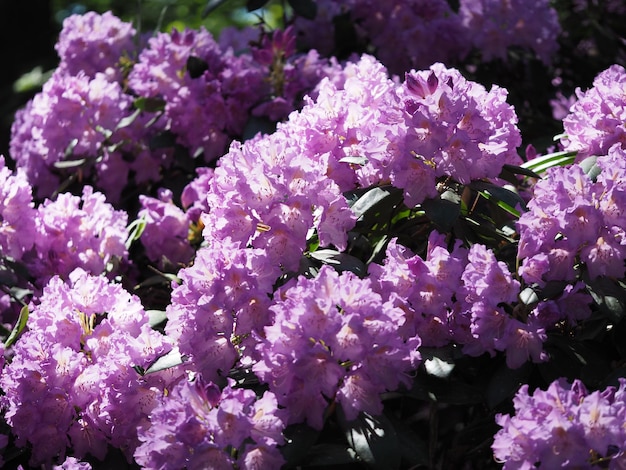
[246,0,270,11]
[126,216,147,250]
[386,415,429,468]
[304,444,359,466]
[280,423,321,466]
[308,249,367,277]
[521,150,577,174]
[338,409,401,470]
[501,163,541,179]
[53,158,88,169]
[115,108,142,131]
[470,180,526,217]
[202,0,230,17]
[134,96,166,113]
[242,116,277,141]
[5,305,29,348]
[186,55,209,79]
[586,276,626,322]
[288,0,318,19]
[147,310,168,328]
[348,185,404,223]
[579,155,601,181]
[144,347,186,375]
[486,361,532,408]
[423,194,460,231]
[338,155,368,166]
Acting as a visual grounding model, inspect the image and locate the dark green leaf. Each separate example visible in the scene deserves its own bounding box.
[115,108,142,131]
[338,409,401,470]
[586,276,626,322]
[202,0,230,17]
[134,96,166,113]
[408,375,485,405]
[486,361,532,408]
[423,194,460,232]
[5,305,29,348]
[308,249,367,277]
[246,0,270,11]
[470,180,527,214]
[281,423,321,466]
[186,55,209,79]
[53,158,87,169]
[501,163,541,179]
[387,414,429,468]
[288,0,318,19]
[304,444,358,466]
[144,348,186,375]
[242,116,277,141]
[149,131,177,150]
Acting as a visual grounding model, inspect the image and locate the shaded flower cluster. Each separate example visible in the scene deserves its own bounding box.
[135,375,286,470]
[561,64,626,159]
[493,378,626,468]
[518,144,626,284]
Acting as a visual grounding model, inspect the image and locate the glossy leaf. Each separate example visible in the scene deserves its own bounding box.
[423,194,460,232]
[4,305,29,348]
[308,249,367,277]
[144,347,186,375]
[520,150,577,174]
[338,409,401,470]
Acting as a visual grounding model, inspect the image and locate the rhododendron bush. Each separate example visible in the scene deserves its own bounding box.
[1,0,626,468]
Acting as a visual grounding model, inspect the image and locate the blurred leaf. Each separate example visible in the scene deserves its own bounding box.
[186,55,209,78]
[53,158,87,169]
[126,216,147,250]
[308,249,367,277]
[149,131,177,149]
[288,0,317,19]
[134,96,166,113]
[247,0,270,11]
[486,361,532,408]
[281,423,321,466]
[202,0,230,17]
[423,193,460,232]
[338,409,401,470]
[115,108,142,131]
[4,305,29,348]
[408,375,485,405]
[144,347,186,375]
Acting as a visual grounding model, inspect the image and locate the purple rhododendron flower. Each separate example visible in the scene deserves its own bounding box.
[0,156,36,260]
[518,145,626,284]
[135,375,285,470]
[254,265,421,428]
[562,64,626,159]
[398,63,522,188]
[459,0,561,64]
[494,378,626,468]
[24,186,128,286]
[55,11,136,79]
[0,269,174,467]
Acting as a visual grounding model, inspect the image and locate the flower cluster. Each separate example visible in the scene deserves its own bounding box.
[398,63,522,189]
[293,0,560,74]
[254,265,421,428]
[518,145,626,284]
[165,239,279,382]
[458,0,561,65]
[0,156,36,260]
[493,378,626,468]
[561,64,626,159]
[55,10,136,79]
[24,185,129,286]
[135,375,286,470]
[0,269,173,466]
